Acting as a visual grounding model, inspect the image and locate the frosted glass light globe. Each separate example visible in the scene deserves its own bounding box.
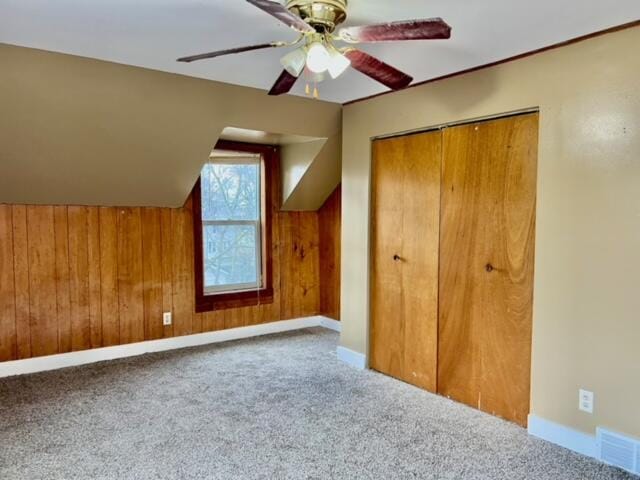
[306,42,330,73]
[280,48,306,77]
[328,49,350,79]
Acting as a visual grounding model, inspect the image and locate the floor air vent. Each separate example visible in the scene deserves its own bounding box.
[597,428,640,475]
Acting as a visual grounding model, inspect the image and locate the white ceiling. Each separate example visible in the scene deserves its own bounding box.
[1,0,639,103]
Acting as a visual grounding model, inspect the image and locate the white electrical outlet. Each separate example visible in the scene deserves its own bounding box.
[163,312,172,326]
[579,389,594,413]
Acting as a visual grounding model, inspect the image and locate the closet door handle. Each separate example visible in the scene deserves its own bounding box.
[393,254,402,262]
[485,263,494,273]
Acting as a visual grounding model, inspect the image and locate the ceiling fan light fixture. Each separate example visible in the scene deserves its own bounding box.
[280,47,307,77]
[327,48,350,79]
[177,1,452,96]
[306,41,331,73]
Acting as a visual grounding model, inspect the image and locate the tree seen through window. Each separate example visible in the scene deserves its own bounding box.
[201,154,261,292]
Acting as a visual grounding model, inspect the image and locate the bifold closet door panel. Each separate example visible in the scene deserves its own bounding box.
[370,131,441,392]
[438,113,538,426]
[371,136,404,381]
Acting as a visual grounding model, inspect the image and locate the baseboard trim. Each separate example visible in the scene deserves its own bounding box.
[336,345,366,369]
[319,317,341,332]
[528,414,597,459]
[0,315,341,378]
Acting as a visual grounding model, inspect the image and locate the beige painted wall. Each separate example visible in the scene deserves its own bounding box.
[282,133,342,211]
[341,26,640,437]
[281,139,327,206]
[0,43,341,209]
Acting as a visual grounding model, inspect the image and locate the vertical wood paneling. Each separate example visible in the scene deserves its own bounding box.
[0,154,340,362]
[222,308,237,330]
[26,206,58,357]
[279,211,296,320]
[68,206,91,351]
[141,208,164,340]
[201,310,224,332]
[318,186,341,320]
[260,209,282,323]
[171,203,194,337]
[262,155,282,324]
[160,209,174,338]
[244,306,260,327]
[87,207,102,348]
[117,208,144,345]
[185,197,201,335]
[53,206,72,353]
[224,307,247,330]
[223,302,261,328]
[298,211,320,316]
[244,305,263,327]
[99,208,120,346]
[12,205,31,359]
[0,205,17,361]
[279,211,321,320]
[258,154,286,323]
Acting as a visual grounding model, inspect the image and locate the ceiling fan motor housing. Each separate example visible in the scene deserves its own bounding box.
[286,0,348,32]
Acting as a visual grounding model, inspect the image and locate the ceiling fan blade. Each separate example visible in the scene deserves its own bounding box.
[177,43,279,63]
[340,18,451,43]
[268,70,299,96]
[344,50,413,90]
[246,0,314,33]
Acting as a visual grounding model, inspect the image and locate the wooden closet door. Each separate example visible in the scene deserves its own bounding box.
[370,130,441,392]
[438,113,538,426]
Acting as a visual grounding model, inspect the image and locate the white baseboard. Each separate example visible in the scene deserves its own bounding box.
[528,414,597,459]
[0,315,341,378]
[337,345,366,370]
[319,317,341,332]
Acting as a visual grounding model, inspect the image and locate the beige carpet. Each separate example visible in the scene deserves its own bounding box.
[0,328,634,479]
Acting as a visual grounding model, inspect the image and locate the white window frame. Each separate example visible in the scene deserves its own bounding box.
[202,154,263,295]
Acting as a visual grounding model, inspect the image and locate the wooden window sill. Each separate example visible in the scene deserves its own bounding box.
[195,287,274,313]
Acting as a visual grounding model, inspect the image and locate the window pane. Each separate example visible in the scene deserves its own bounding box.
[201,163,259,221]
[203,224,258,289]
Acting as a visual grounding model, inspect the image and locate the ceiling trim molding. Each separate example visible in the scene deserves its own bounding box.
[343,19,640,106]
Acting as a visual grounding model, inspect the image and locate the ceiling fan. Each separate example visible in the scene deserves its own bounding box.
[177,0,451,97]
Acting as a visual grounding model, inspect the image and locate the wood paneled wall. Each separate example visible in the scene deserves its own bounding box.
[318,185,341,320]
[0,168,339,362]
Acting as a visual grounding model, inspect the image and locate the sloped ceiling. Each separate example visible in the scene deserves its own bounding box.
[281,134,341,211]
[218,127,340,210]
[0,44,341,208]
[1,0,639,103]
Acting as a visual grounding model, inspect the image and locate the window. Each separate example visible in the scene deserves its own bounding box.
[193,141,275,312]
[201,154,262,293]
